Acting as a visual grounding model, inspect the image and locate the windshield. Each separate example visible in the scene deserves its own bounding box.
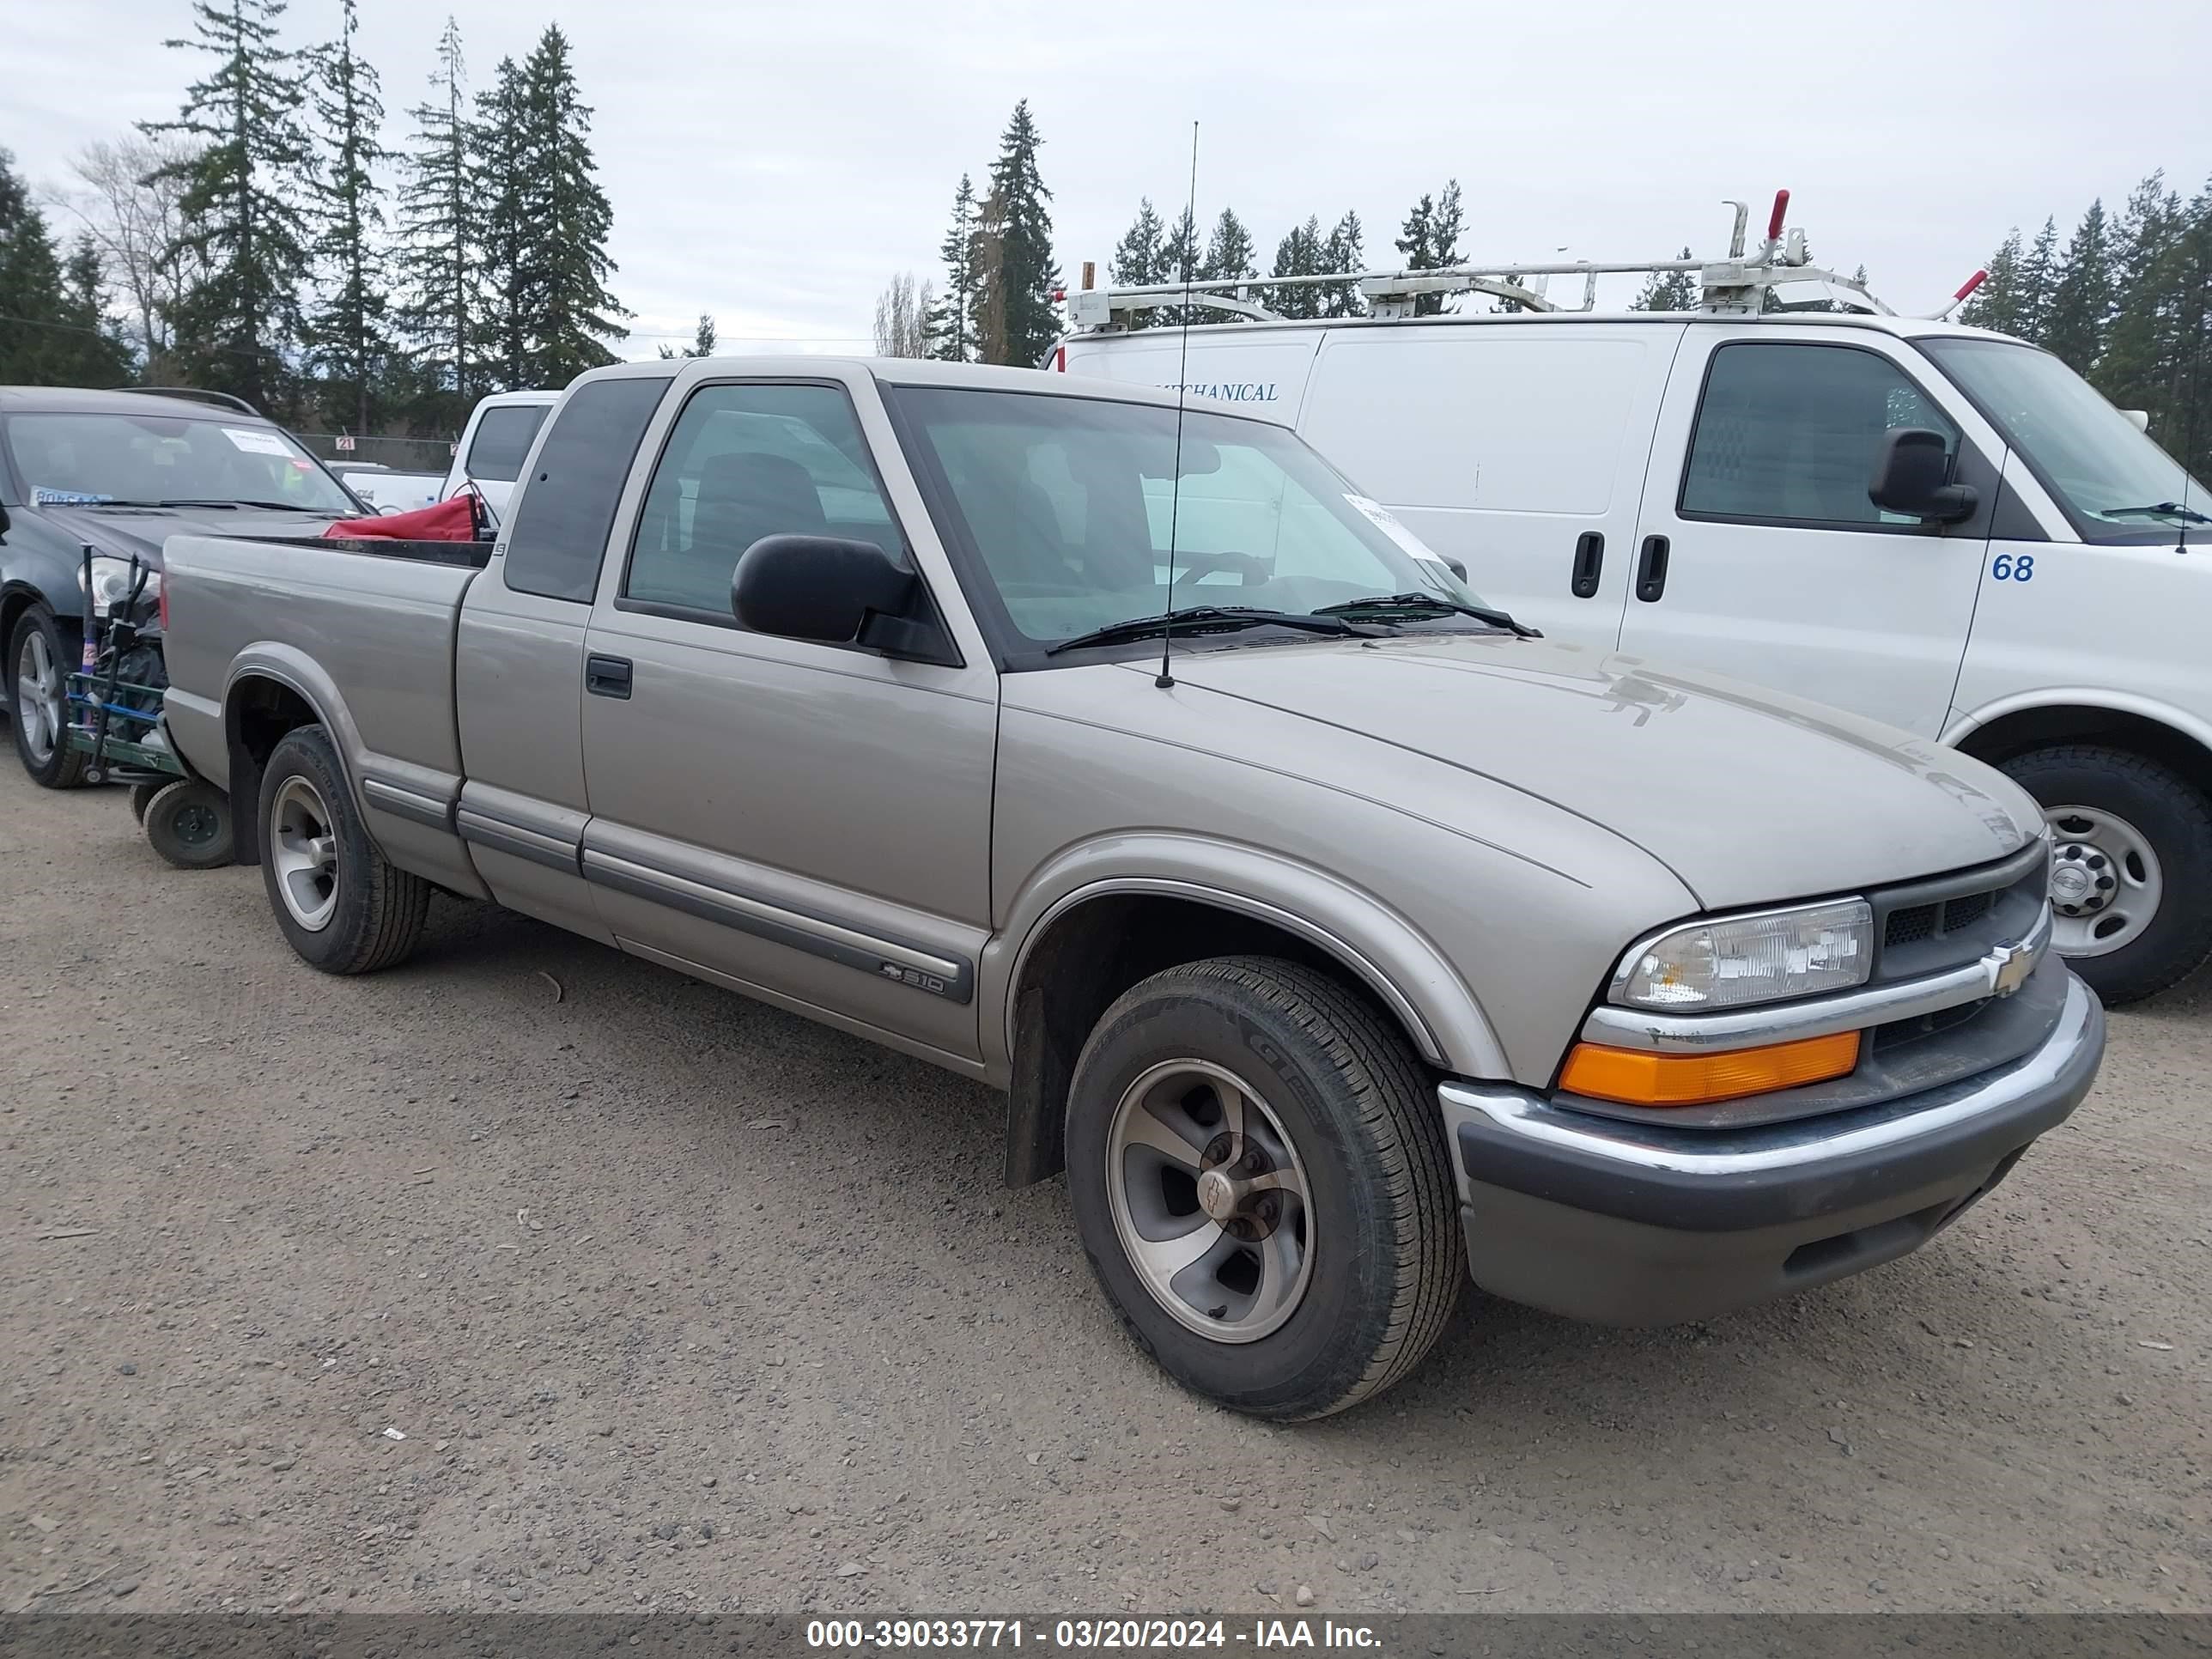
[1920,338,2211,542]
[3,411,357,514]
[887,386,1483,652]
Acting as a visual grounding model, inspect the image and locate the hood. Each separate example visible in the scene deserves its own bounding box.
[1159,634,2042,910]
[32,503,346,568]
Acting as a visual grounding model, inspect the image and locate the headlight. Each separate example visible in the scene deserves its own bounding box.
[1612,899,1874,1011]
[77,556,160,617]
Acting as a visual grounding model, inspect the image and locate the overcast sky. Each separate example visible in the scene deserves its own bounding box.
[8,0,2210,358]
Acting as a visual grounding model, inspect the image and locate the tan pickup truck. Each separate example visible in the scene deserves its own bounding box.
[155,357,2102,1418]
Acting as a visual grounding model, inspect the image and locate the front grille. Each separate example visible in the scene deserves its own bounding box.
[1884,904,1936,947]
[1869,841,2049,984]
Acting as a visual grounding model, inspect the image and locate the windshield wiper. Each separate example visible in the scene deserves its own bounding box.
[1311,592,1542,638]
[1046,605,1370,655]
[154,498,344,514]
[2100,501,2212,525]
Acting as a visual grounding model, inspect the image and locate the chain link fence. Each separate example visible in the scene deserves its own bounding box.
[295,433,459,475]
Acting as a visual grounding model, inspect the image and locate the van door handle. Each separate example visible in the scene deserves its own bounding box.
[1569,532,1605,599]
[585,654,632,699]
[1634,535,1671,603]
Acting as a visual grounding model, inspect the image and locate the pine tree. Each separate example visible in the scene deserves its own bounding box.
[924,174,978,361]
[2042,200,2112,374]
[515,25,627,385]
[2018,216,2060,342]
[141,0,314,412]
[473,55,532,390]
[657,313,717,359]
[1155,205,1200,327]
[1202,208,1256,285]
[1631,247,1699,311]
[1960,228,2026,336]
[969,101,1057,367]
[1321,210,1365,319]
[1268,216,1326,319]
[397,17,476,426]
[304,0,392,431]
[1395,180,1464,314]
[2099,173,2183,441]
[1,149,134,383]
[1108,197,1164,331]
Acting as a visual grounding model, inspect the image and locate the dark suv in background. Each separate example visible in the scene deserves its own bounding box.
[0,386,363,787]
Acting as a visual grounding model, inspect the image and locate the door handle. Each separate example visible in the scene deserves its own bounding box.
[1634,535,1671,603]
[1570,532,1605,599]
[585,653,633,699]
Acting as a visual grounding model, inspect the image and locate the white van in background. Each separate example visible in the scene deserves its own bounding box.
[441,389,558,514]
[1060,259,2212,1004]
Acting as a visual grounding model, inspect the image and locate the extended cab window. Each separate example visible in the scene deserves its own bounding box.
[502,375,669,603]
[465,404,550,483]
[625,383,902,617]
[1680,343,1957,528]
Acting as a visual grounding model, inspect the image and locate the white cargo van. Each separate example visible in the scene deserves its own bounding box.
[1059,234,2212,1004]
[440,389,557,513]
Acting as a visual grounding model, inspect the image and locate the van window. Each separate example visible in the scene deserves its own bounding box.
[502,375,669,603]
[1680,343,1956,527]
[625,382,902,618]
[465,404,550,483]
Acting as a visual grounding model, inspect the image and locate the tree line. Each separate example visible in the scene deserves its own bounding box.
[0,0,638,438]
[1960,172,2212,481]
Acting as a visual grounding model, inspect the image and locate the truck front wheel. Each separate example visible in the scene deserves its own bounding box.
[1065,956,1461,1420]
[2003,744,2212,1005]
[258,725,431,975]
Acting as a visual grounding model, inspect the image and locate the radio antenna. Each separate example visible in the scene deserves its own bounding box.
[1157,120,1200,690]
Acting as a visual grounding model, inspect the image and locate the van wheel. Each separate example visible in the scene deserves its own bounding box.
[9,607,90,788]
[143,779,234,869]
[2002,744,2212,1005]
[258,725,431,975]
[1065,956,1460,1420]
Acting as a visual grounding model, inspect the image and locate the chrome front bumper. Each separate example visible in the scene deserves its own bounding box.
[1437,971,2105,1326]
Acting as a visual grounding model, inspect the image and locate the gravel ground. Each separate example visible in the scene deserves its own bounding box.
[3,762,2208,1617]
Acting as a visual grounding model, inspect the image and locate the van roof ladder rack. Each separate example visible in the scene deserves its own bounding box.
[1064,190,1893,331]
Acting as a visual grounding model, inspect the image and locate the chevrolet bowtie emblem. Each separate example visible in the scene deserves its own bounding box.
[1990,939,2035,998]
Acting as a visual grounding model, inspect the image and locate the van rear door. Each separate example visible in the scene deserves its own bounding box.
[1294,321,1683,646]
[1618,328,2001,738]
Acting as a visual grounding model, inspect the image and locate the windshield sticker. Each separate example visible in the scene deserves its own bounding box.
[32,487,115,506]
[222,427,292,457]
[1344,494,1449,563]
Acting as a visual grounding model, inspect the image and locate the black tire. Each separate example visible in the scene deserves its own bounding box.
[143,778,234,869]
[2002,744,2212,1005]
[256,725,431,975]
[1065,955,1460,1420]
[8,607,91,788]
[129,781,162,824]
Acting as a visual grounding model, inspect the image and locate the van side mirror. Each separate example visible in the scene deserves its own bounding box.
[0,503,10,538]
[1869,428,1978,524]
[732,534,943,659]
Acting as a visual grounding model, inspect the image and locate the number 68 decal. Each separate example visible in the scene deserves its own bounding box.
[1990,553,2036,581]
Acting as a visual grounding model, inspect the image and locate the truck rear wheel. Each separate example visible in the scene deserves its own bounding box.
[1064,956,1460,1420]
[258,726,431,975]
[9,608,91,789]
[2002,744,2212,1005]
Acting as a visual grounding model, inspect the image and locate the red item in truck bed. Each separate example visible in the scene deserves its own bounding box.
[323,494,478,542]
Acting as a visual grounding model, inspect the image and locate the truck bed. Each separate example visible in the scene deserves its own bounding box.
[160,532,483,793]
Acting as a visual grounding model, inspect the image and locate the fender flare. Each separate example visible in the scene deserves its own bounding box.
[1944,688,2212,772]
[981,831,1510,1080]
[221,646,374,862]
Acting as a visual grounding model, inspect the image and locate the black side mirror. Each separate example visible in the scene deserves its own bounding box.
[1869,428,1978,523]
[0,503,10,537]
[732,534,942,659]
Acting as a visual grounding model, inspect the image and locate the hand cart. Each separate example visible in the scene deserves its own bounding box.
[62,546,234,870]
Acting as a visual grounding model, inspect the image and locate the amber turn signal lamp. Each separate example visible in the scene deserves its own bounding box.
[1559,1030,1862,1106]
